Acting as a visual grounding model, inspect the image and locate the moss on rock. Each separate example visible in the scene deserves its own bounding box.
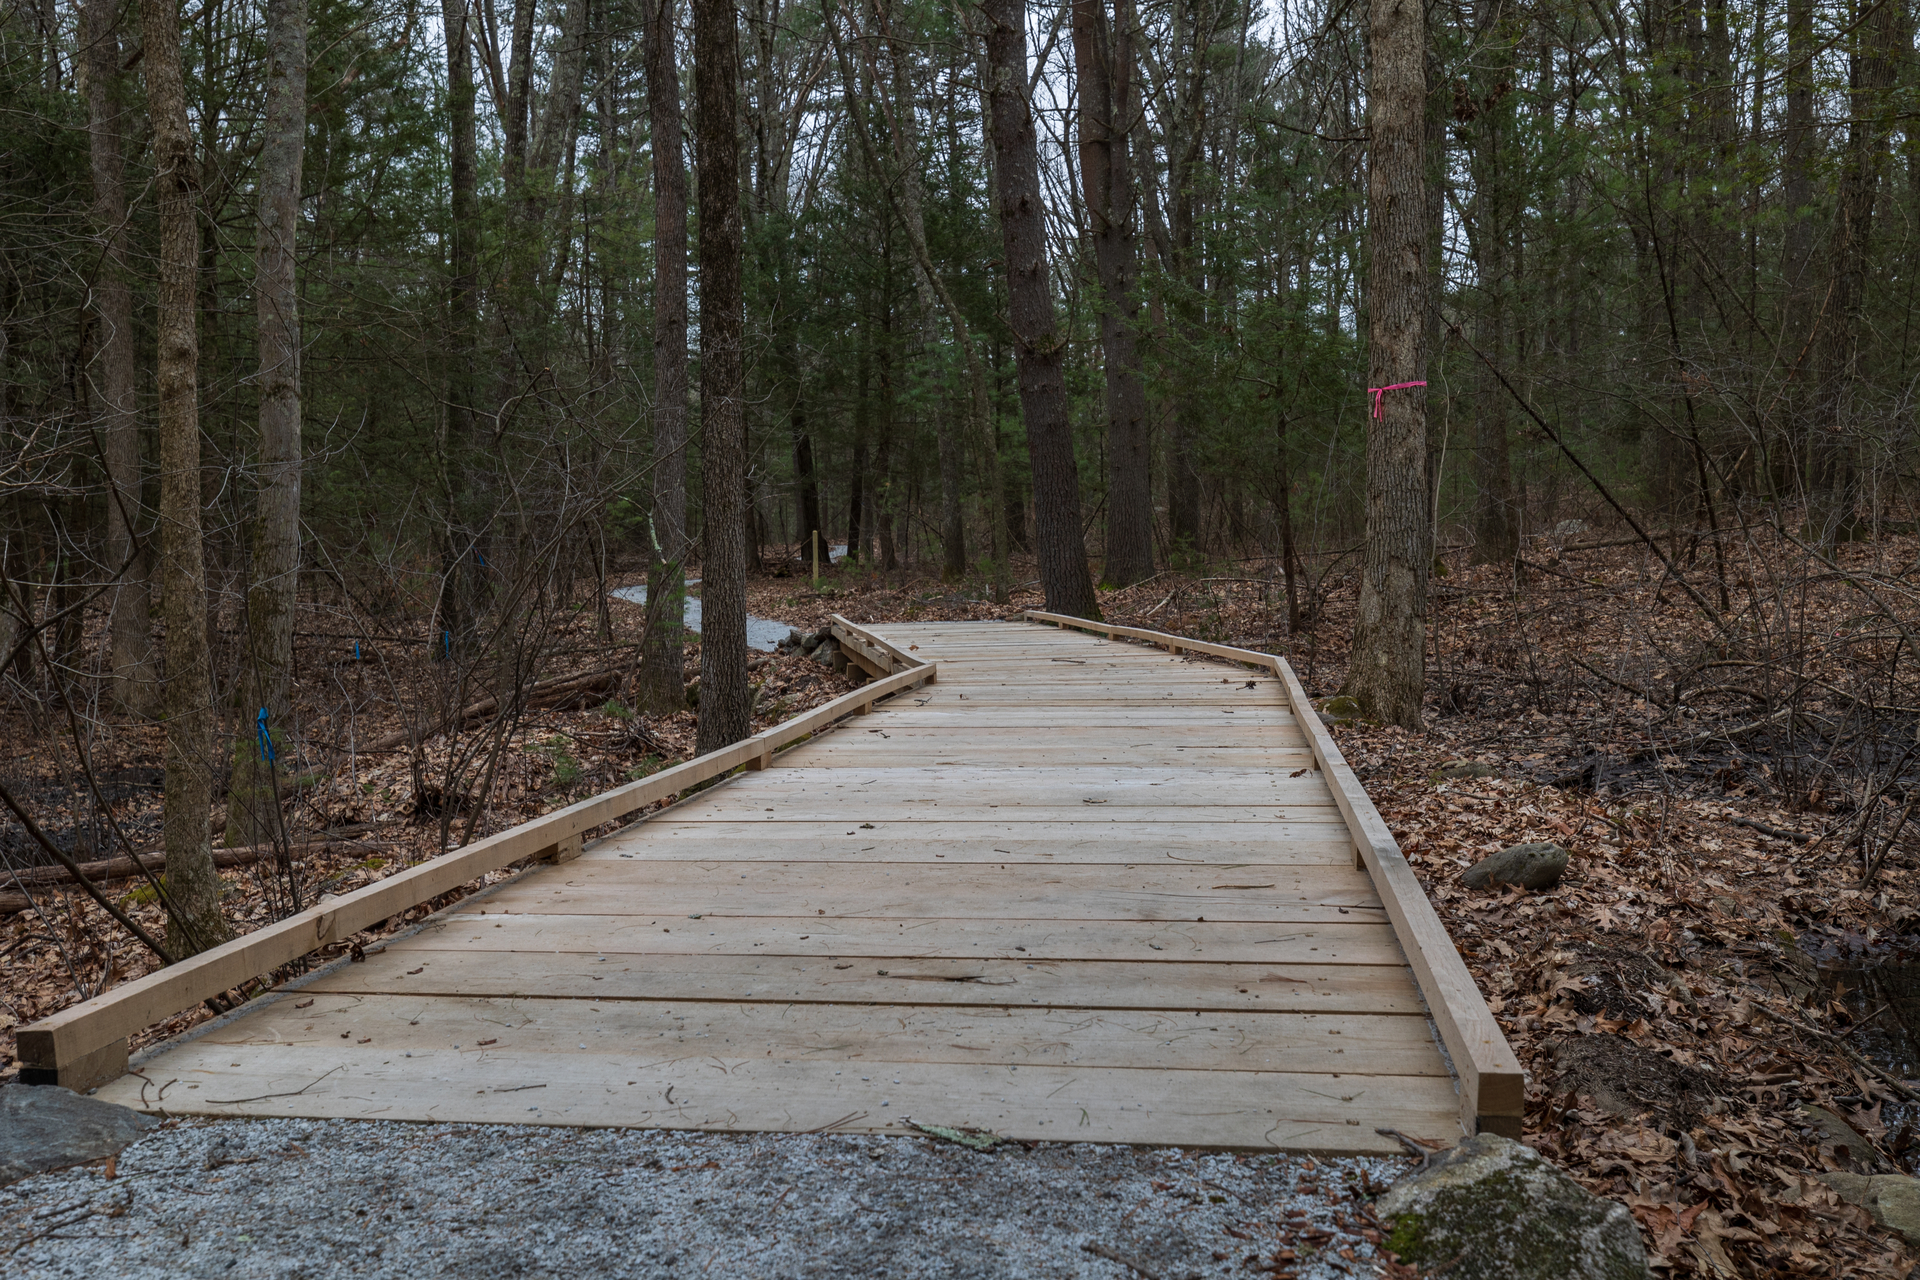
[1376,1134,1650,1280]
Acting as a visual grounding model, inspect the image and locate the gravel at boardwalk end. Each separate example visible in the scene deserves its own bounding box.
[2,1116,1413,1279]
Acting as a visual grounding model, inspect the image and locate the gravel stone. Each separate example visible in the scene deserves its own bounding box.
[1,1117,1411,1278]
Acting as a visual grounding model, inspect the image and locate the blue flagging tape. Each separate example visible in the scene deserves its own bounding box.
[255,707,275,764]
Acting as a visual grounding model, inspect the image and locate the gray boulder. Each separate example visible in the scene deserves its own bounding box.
[1433,759,1498,782]
[1462,841,1569,890]
[0,1085,156,1185]
[1798,1105,1888,1173]
[1378,1133,1650,1280]
[1821,1172,1920,1245]
[1316,695,1362,726]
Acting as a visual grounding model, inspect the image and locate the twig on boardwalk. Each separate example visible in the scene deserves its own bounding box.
[207,1065,344,1105]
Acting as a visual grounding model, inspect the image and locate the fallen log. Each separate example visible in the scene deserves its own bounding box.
[0,838,397,914]
[349,666,625,753]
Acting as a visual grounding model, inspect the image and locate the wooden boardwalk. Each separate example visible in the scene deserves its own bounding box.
[57,618,1517,1153]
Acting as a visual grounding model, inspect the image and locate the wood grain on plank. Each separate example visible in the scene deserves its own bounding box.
[300,951,1432,1015]
[582,826,1359,865]
[94,1041,1458,1154]
[400,911,1413,966]
[449,863,1386,923]
[189,992,1446,1077]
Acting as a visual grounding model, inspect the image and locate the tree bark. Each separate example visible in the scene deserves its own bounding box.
[438,0,483,655]
[141,0,228,956]
[83,0,157,717]
[231,0,307,850]
[789,354,822,550]
[1345,0,1430,730]
[1776,0,1813,501]
[1159,0,1211,557]
[838,0,991,586]
[1072,0,1152,588]
[1809,0,1897,548]
[693,0,751,751]
[638,0,688,716]
[985,0,1098,618]
[1466,15,1517,564]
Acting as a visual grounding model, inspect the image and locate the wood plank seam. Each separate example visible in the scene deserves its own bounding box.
[1019,610,1524,1138]
[17,621,935,1083]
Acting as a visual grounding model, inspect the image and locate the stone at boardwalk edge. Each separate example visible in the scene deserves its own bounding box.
[0,1085,155,1185]
[1376,1133,1651,1280]
[1461,841,1570,891]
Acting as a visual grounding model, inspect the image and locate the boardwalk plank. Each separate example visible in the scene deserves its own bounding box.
[180,992,1446,1077]
[456,862,1385,923]
[300,952,1432,1014]
[92,1039,1456,1154]
[407,911,1413,965]
[583,826,1359,865]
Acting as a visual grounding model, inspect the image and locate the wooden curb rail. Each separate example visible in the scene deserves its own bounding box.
[18,632,936,1093]
[1021,609,1524,1138]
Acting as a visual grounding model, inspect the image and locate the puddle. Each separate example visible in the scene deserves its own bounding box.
[608,580,798,653]
[1823,945,1920,1086]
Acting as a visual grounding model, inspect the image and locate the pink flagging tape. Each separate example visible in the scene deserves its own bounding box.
[1367,381,1428,418]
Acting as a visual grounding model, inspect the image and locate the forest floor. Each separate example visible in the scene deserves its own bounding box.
[5,528,1920,1276]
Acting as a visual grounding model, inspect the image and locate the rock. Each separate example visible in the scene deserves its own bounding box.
[0,1085,156,1186]
[1377,1133,1651,1280]
[1821,1172,1920,1244]
[1797,1105,1889,1173]
[1462,841,1569,890]
[783,629,805,650]
[1316,695,1362,724]
[1433,759,1498,782]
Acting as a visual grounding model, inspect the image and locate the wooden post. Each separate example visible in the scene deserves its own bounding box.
[811,530,820,584]
[539,832,582,864]
[19,1035,127,1093]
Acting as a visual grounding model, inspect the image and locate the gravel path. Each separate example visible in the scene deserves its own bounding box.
[3,1117,1410,1279]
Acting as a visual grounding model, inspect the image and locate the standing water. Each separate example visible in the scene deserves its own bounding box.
[606,558,843,653]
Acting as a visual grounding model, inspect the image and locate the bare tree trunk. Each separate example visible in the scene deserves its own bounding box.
[1466,8,1516,564]
[1809,0,1897,548]
[876,291,900,570]
[1777,0,1814,498]
[438,0,483,655]
[694,0,751,751]
[84,0,157,716]
[839,0,997,588]
[1072,0,1152,588]
[1345,0,1430,729]
[985,0,1098,618]
[141,0,227,957]
[1159,0,1211,558]
[789,347,822,548]
[230,0,307,850]
[638,0,688,716]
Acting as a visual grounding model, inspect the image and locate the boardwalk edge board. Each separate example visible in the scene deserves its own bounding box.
[1020,609,1525,1138]
[16,626,937,1092]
